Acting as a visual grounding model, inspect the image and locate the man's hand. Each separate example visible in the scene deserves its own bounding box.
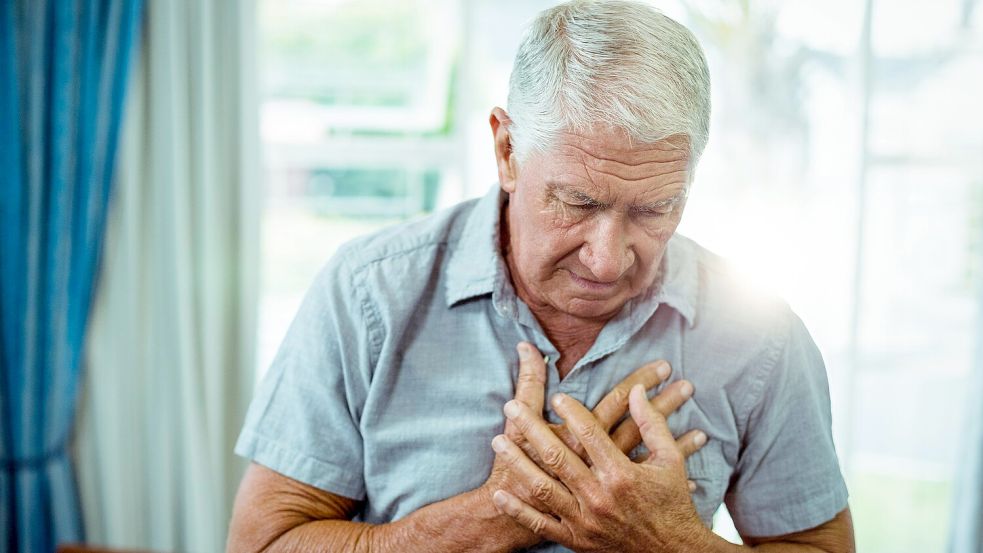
[478,343,706,549]
[490,384,712,553]
[506,343,705,467]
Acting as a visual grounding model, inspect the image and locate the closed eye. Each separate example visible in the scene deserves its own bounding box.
[563,191,606,211]
[631,204,674,217]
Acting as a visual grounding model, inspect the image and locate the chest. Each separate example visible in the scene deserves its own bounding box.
[354,307,740,528]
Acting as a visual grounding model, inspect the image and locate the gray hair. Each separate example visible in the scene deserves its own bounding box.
[506,0,711,165]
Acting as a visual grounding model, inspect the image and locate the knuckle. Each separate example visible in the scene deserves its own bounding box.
[586,492,615,518]
[601,470,629,493]
[532,479,554,503]
[608,385,630,407]
[517,372,540,385]
[528,514,548,535]
[542,444,567,470]
[577,421,600,442]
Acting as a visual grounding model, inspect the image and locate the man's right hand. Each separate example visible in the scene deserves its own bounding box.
[479,342,707,548]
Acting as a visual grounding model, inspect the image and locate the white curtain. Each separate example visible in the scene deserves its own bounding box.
[949,199,983,552]
[73,0,259,550]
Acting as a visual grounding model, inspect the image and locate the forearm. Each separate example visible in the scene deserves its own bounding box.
[695,530,845,553]
[263,487,527,553]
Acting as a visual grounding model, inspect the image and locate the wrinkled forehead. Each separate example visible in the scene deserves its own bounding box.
[526,128,693,194]
[554,129,688,161]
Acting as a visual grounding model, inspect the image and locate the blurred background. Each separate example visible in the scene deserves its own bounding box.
[2,0,982,552]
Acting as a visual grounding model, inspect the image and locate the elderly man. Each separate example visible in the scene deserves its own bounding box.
[228,1,854,551]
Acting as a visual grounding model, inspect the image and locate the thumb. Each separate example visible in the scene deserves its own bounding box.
[514,342,546,415]
[628,384,678,466]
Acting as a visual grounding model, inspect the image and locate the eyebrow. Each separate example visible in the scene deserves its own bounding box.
[547,181,686,210]
[568,189,607,207]
[546,182,607,207]
[635,191,688,211]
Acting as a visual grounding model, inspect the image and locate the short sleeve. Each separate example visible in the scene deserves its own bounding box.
[234,248,377,500]
[724,311,849,537]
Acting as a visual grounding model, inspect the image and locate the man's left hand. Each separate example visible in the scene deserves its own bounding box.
[490,384,712,553]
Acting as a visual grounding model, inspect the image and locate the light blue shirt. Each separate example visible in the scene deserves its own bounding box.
[235,186,849,549]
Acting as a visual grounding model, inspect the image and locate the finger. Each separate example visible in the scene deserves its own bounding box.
[550,393,625,471]
[628,384,681,466]
[552,425,585,460]
[675,429,708,460]
[503,399,595,491]
[609,379,694,454]
[688,480,697,493]
[591,361,671,431]
[491,434,578,517]
[513,342,547,415]
[650,379,694,417]
[492,489,566,541]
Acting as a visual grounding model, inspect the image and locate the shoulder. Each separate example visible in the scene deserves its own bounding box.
[671,235,820,405]
[336,197,481,275]
[311,198,479,286]
[673,234,797,350]
[305,197,483,321]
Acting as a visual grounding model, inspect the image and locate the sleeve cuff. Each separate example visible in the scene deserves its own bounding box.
[727,480,849,538]
[234,429,366,501]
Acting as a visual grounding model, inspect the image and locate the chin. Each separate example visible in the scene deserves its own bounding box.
[559,295,629,320]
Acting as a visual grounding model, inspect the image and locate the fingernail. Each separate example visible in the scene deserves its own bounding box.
[493,490,508,507]
[693,431,707,447]
[492,435,507,452]
[517,343,531,360]
[504,400,520,418]
[550,393,565,408]
[656,363,670,379]
[688,481,697,492]
[680,381,693,398]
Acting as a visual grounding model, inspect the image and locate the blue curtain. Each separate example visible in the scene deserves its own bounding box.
[0,1,143,551]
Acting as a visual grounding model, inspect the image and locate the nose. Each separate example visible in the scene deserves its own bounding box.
[578,213,634,282]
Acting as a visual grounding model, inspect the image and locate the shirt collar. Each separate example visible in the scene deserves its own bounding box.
[652,234,698,328]
[445,185,504,307]
[445,185,698,328]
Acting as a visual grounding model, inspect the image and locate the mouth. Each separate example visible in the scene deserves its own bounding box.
[568,270,620,292]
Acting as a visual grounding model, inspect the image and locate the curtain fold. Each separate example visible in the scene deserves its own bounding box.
[948,186,983,552]
[0,1,143,551]
[72,0,259,550]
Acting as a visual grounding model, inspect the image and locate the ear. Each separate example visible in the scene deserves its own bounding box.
[489,107,518,193]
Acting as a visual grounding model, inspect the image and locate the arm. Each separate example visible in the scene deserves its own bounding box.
[227,463,520,553]
[736,508,855,553]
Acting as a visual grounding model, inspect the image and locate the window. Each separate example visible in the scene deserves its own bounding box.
[257,0,466,372]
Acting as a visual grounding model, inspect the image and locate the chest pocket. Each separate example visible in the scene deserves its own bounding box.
[630,439,730,528]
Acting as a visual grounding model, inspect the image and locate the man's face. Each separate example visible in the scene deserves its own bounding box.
[494,115,691,323]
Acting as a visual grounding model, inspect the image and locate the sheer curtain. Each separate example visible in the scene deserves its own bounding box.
[73,0,259,550]
[949,197,983,552]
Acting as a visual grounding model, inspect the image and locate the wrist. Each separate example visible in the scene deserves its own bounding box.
[467,485,538,551]
[677,524,741,553]
[374,485,533,553]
